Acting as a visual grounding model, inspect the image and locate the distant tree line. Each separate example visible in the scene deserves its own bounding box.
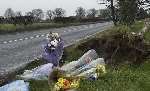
[0,7,112,25]
[0,16,34,25]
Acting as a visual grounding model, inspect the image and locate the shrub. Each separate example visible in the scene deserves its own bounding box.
[0,24,16,33]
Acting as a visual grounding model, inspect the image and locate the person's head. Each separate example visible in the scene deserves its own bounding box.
[47,32,60,41]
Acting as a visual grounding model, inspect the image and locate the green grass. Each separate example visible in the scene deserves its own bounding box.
[130,21,144,32]
[27,61,150,91]
[144,25,150,42]
[29,80,51,91]
[144,31,150,42]
[62,46,85,63]
[0,24,16,32]
[115,21,144,33]
[0,22,95,34]
[0,23,81,34]
[0,23,69,34]
[79,61,150,91]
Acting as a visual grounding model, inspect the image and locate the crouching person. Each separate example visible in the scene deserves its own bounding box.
[42,32,64,67]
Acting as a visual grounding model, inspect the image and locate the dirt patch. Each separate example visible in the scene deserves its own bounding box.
[71,30,150,66]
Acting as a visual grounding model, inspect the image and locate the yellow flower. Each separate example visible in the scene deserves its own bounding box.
[54,78,80,90]
[58,78,64,83]
[70,80,80,88]
[96,64,106,77]
[54,84,61,91]
[56,78,65,88]
[56,81,64,87]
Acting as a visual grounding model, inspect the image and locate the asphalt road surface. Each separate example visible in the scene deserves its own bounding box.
[0,22,113,76]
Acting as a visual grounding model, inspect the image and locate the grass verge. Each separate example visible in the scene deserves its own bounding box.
[28,61,150,91]
[0,22,99,34]
[79,61,150,91]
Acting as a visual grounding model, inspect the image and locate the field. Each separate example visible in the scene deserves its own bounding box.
[0,22,99,34]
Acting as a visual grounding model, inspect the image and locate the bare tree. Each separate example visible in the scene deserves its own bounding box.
[137,0,150,14]
[53,8,65,18]
[32,9,44,20]
[25,11,34,16]
[15,11,22,17]
[75,7,86,19]
[86,8,97,18]
[99,8,111,19]
[46,10,53,20]
[4,8,15,18]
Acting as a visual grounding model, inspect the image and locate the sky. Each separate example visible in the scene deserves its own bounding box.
[0,0,107,16]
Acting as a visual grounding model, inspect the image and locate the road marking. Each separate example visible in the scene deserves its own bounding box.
[73,28,77,30]
[25,38,28,40]
[30,37,34,39]
[36,35,40,38]
[9,40,12,43]
[19,39,23,41]
[14,40,17,42]
[41,34,45,37]
[3,41,7,44]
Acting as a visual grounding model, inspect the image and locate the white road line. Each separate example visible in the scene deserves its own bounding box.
[73,28,77,30]
[46,34,49,37]
[25,37,28,40]
[9,40,12,43]
[41,34,45,37]
[19,39,23,41]
[3,41,7,44]
[30,37,34,39]
[36,35,40,38]
[14,40,17,42]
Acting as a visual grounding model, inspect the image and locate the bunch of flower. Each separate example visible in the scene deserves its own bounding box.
[96,64,106,77]
[54,78,80,91]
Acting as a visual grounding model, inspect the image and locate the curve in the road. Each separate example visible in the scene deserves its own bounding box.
[0,22,113,76]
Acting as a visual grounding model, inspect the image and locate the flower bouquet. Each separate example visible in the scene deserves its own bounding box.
[48,68,80,91]
[53,77,80,91]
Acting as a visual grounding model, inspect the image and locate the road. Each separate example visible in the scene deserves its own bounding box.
[0,22,112,76]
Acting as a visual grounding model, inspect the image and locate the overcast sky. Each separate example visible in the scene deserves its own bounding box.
[0,0,107,16]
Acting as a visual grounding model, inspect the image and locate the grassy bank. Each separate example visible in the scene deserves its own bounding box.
[0,22,100,34]
[27,60,150,91]
[144,26,150,42]
[130,21,144,32]
[0,23,73,34]
[79,61,150,91]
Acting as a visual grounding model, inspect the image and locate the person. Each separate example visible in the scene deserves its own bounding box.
[42,32,64,67]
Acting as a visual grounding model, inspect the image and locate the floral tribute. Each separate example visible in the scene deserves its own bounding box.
[54,78,80,91]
